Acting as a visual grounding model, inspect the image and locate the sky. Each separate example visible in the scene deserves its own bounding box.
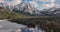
[0,0,60,10]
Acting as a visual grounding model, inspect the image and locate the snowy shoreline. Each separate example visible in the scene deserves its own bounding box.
[0,19,44,32]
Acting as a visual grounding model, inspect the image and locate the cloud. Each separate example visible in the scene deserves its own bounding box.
[42,0,55,9]
[43,4,50,8]
[28,0,38,9]
[11,0,22,5]
[0,0,22,6]
[50,3,55,7]
[29,1,38,7]
[8,0,22,5]
[41,0,49,2]
[43,3,55,8]
[0,0,60,10]
[50,0,55,2]
[0,0,4,3]
[40,0,55,3]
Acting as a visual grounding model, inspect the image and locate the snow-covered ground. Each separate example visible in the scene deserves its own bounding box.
[0,19,27,32]
[0,19,44,32]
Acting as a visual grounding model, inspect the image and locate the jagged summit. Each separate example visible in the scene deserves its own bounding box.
[10,2,40,15]
[0,2,60,16]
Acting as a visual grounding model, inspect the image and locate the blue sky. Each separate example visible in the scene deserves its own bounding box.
[0,0,60,10]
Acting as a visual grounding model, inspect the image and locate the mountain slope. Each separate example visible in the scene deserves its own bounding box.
[12,2,40,15]
[0,2,41,16]
[0,7,32,19]
[1,2,60,16]
[42,7,60,16]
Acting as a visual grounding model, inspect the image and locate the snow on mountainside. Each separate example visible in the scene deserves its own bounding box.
[0,3,13,11]
[0,2,60,16]
[41,7,60,16]
[0,2,40,15]
[12,2,40,15]
[0,3,8,7]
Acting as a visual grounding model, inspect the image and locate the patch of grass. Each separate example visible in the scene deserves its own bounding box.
[0,7,32,19]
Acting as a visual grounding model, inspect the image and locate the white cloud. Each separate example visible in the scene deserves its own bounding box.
[0,0,4,3]
[42,0,55,8]
[9,0,22,6]
[43,3,55,8]
[11,0,22,5]
[43,4,50,8]
[14,0,22,4]
[1,0,60,10]
[41,0,49,2]
[41,0,55,3]
[50,3,55,6]
[0,0,22,6]
[50,0,55,3]
[29,1,38,7]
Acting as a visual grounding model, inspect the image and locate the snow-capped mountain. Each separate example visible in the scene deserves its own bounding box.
[41,7,60,16]
[0,3,6,6]
[0,2,60,16]
[0,2,40,15]
[0,3,13,11]
[11,2,40,15]
[49,7,60,16]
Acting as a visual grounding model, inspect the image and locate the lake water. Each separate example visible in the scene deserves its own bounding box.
[0,19,44,32]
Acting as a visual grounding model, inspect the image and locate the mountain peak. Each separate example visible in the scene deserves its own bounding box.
[0,1,60,16]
